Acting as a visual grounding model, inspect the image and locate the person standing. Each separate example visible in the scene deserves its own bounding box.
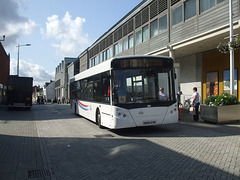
[177,91,183,107]
[159,87,168,101]
[191,87,200,121]
[177,91,183,120]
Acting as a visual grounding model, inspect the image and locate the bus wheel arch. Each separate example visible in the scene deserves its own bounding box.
[96,108,102,128]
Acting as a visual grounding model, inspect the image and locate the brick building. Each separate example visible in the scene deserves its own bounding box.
[0,42,10,104]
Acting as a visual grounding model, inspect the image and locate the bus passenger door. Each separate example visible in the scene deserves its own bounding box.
[100,75,112,128]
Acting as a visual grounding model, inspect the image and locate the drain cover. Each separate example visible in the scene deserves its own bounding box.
[94,134,114,138]
[28,169,53,178]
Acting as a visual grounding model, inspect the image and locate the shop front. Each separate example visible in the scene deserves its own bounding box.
[202,50,240,102]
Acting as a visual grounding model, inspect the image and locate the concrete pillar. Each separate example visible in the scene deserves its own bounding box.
[168,48,180,93]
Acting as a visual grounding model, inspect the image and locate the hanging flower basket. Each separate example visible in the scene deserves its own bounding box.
[217,35,240,53]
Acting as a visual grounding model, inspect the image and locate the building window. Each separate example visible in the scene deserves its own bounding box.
[200,0,215,13]
[106,48,113,60]
[109,47,113,58]
[206,71,218,97]
[89,58,94,68]
[118,41,122,54]
[102,51,107,61]
[114,42,122,56]
[184,0,196,21]
[142,25,149,42]
[150,19,158,38]
[217,0,224,3]
[159,14,167,32]
[172,5,183,26]
[95,56,99,65]
[223,69,238,96]
[123,38,128,51]
[114,44,119,55]
[99,53,103,63]
[136,29,142,45]
[106,49,110,60]
[129,34,134,48]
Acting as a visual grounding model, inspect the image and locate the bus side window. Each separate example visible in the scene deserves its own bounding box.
[81,80,88,100]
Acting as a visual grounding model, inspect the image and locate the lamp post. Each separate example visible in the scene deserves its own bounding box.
[0,35,5,41]
[17,43,31,76]
[229,0,234,95]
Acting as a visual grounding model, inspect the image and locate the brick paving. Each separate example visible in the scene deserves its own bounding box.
[0,104,239,179]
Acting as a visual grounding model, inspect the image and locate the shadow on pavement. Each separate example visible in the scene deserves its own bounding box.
[0,104,77,121]
[0,134,239,179]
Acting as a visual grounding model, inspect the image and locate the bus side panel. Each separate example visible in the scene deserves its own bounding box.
[98,104,112,128]
[75,100,113,128]
[76,100,93,121]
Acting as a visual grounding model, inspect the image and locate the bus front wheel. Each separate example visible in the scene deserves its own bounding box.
[96,109,102,128]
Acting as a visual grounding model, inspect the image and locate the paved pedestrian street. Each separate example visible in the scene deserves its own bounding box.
[0,104,239,180]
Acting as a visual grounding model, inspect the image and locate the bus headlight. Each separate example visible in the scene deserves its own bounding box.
[116,112,127,118]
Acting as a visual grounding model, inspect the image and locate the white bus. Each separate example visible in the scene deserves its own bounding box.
[70,55,178,129]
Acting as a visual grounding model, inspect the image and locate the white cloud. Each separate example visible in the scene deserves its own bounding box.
[0,0,37,47]
[10,58,54,86]
[41,11,91,56]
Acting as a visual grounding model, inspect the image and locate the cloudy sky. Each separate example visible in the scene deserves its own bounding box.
[0,0,141,86]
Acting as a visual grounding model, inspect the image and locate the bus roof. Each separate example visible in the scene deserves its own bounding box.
[71,55,172,83]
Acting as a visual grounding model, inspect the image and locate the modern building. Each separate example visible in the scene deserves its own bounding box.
[43,80,55,102]
[74,0,240,103]
[0,42,10,104]
[55,57,77,102]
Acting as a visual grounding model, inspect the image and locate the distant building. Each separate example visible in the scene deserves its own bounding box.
[55,57,76,102]
[32,85,43,104]
[0,42,10,104]
[43,80,55,102]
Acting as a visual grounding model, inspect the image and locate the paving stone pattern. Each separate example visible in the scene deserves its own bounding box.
[0,104,239,180]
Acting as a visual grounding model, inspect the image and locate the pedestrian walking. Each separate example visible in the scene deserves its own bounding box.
[62,96,65,104]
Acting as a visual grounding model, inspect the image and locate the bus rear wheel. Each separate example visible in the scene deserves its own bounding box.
[96,109,102,128]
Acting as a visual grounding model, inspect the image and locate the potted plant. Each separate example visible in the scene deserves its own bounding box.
[200,93,239,123]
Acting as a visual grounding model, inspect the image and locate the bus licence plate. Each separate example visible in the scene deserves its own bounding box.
[143,121,156,125]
